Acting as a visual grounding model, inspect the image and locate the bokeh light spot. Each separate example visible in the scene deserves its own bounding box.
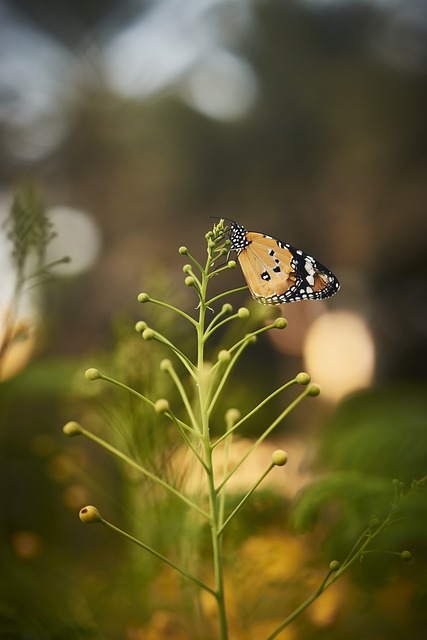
[182,50,258,121]
[303,310,375,402]
[45,206,102,276]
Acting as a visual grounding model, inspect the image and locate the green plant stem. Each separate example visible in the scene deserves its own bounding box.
[166,411,206,469]
[166,363,201,433]
[207,340,251,415]
[212,379,297,448]
[77,424,209,520]
[150,331,196,378]
[197,250,229,640]
[218,462,275,535]
[206,285,249,306]
[98,373,158,408]
[145,296,198,327]
[101,516,215,596]
[228,322,279,354]
[98,371,196,438]
[204,304,231,336]
[183,250,205,275]
[203,311,241,341]
[206,262,235,279]
[216,388,310,493]
[217,421,233,529]
[266,506,396,639]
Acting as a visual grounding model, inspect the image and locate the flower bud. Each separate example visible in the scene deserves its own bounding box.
[160,358,172,372]
[142,328,155,341]
[79,505,102,524]
[154,399,170,414]
[183,264,192,274]
[63,421,83,437]
[401,550,412,562]
[222,303,233,314]
[227,260,237,269]
[217,350,231,364]
[138,292,150,303]
[179,246,188,255]
[135,321,147,333]
[238,307,250,319]
[307,383,320,397]
[185,276,195,287]
[85,368,101,381]
[329,560,340,572]
[296,372,311,385]
[225,408,241,426]
[272,450,288,466]
[274,317,287,329]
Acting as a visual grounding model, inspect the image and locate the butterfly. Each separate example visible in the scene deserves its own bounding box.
[224,220,340,305]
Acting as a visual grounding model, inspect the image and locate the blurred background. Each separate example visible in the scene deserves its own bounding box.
[1,0,427,638]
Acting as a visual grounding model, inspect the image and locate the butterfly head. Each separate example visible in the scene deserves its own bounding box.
[224,220,249,255]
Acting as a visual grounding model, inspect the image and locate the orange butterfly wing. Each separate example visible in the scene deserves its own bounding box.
[238,233,295,301]
[227,223,340,305]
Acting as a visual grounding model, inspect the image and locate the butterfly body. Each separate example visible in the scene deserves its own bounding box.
[226,221,340,305]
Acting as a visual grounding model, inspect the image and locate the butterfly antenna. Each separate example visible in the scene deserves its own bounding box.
[209,215,237,225]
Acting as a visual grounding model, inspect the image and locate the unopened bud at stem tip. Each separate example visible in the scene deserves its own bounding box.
[296,372,311,385]
[79,505,102,524]
[63,421,83,437]
[307,383,321,397]
[272,450,288,466]
[329,560,340,572]
[218,350,231,363]
[154,399,170,414]
[160,359,172,372]
[238,307,250,319]
[85,368,101,381]
[225,408,241,425]
[274,317,287,329]
[142,328,155,341]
